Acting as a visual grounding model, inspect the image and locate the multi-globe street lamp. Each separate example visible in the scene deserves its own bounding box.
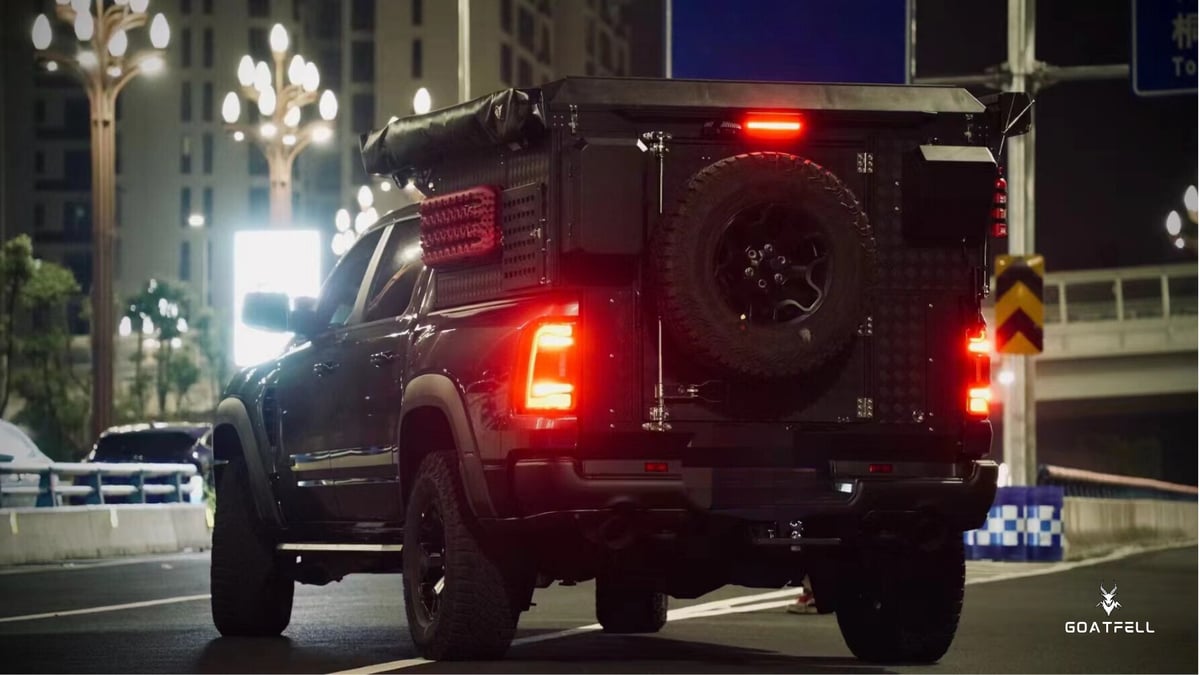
[1164,184,1197,252]
[221,23,337,228]
[331,185,379,256]
[31,0,170,439]
[330,181,426,257]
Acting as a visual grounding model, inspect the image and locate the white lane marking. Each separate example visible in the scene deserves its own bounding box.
[0,594,211,624]
[331,658,431,674]
[334,588,806,674]
[667,587,801,618]
[683,599,798,618]
[334,543,1195,674]
[511,623,602,647]
[962,541,1196,586]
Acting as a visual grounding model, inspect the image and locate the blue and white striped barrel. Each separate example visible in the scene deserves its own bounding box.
[1024,486,1064,561]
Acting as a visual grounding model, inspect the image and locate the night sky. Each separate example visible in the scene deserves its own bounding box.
[670,0,1199,272]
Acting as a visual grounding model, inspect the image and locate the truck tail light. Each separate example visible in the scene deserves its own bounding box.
[967,326,991,354]
[967,387,992,416]
[966,324,991,418]
[744,113,803,139]
[516,320,578,414]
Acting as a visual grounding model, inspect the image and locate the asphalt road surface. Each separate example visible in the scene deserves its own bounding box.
[0,546,1194,674]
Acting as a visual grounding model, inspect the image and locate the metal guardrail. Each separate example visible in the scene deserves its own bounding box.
[1038,464,1198,502]
[0,461,199,508]
[1037,263,1196,325]
[987,263,1198,324]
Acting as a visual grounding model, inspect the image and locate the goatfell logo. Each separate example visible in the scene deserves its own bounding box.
[1097,584,1121,616]
[1064,581,1155,635]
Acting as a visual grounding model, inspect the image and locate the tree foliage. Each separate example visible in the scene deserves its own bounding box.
[120,278,227,420]
[0,236,89,459]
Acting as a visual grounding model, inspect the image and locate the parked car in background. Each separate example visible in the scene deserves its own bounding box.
[80,422,213,503]
[0,419,53,508]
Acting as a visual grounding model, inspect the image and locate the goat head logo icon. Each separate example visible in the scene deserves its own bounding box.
[1097,584,1122,616]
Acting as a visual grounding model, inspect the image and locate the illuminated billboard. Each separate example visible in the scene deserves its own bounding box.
[232,229,322,367]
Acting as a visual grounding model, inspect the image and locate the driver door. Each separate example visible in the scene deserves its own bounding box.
[274,228,385,526]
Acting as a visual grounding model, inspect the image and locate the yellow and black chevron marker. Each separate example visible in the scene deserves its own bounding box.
[995,255,1044,354]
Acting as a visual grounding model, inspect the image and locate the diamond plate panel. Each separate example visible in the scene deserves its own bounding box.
[874,294,927,423]
[873,139,974,292]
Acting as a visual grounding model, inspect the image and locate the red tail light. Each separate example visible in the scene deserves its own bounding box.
[967,326,991,354]
[744,113,803,139]
[966,324,991,418]
[515,320,578,414]
[967,387,992,416]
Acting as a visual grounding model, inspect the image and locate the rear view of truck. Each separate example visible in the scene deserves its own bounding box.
[362,78,1030,662]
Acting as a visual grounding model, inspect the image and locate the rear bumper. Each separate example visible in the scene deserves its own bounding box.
[494,457,998,534]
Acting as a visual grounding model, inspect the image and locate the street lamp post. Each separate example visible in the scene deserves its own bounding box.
[32,0,170,440]
[222,23,337,228]
[186,213,208,306]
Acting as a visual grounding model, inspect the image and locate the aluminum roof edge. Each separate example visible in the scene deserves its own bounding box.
[538,76,986,115]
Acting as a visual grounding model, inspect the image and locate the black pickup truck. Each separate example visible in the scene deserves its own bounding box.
[213,77,1030,663]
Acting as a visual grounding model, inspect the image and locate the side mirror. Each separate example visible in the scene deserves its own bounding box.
[289,296,320,336]
[242,292,290,333]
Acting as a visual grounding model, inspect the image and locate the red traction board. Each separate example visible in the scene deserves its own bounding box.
[418,186,502,267]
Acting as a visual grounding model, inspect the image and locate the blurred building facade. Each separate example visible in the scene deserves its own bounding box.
[1,0,642,340]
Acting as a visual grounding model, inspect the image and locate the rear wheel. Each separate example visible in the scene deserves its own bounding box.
[834,537,965,664]
[595,577,668,634]
[403,452,523,660]
[210,458,294,636]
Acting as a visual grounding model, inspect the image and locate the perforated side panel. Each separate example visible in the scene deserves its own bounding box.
[501,183,545,291]
[435,266,506,307]
[427,145,551,194]
[432,183,547,308]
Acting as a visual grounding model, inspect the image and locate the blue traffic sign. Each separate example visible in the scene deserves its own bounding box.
[1133,0,1199,96]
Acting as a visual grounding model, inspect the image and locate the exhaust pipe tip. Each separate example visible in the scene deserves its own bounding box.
[597,515,637,550]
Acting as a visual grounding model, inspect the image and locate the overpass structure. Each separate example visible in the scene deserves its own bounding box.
[986,263,1197,402]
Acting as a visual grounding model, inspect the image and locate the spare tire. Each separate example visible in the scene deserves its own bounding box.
[652,152,876,379]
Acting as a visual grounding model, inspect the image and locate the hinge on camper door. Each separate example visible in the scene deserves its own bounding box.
[638,131,672,213]
[568,105,579,135]
[856,152,874,174]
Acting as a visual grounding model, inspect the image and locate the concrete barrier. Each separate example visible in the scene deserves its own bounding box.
[1062,497,1198,560]
[0,504,210,566]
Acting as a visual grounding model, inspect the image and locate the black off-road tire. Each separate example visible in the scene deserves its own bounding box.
[403,452,522,660]
[653,152,876,379]
[210,458,294,636]
[595,577,668,634]
[834,537,966,664]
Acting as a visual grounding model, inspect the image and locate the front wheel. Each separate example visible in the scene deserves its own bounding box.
[834,537,965,664]
[403,452,522,660]
[210,458,294,636]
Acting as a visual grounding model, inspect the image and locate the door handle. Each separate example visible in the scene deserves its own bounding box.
[312,361,338,376]
[370,350,396,367]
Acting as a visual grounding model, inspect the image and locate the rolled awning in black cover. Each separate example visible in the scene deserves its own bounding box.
[360,88,546,177]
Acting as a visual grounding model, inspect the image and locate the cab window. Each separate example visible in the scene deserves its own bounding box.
[314,228,383,329]
[364,224,424,322]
